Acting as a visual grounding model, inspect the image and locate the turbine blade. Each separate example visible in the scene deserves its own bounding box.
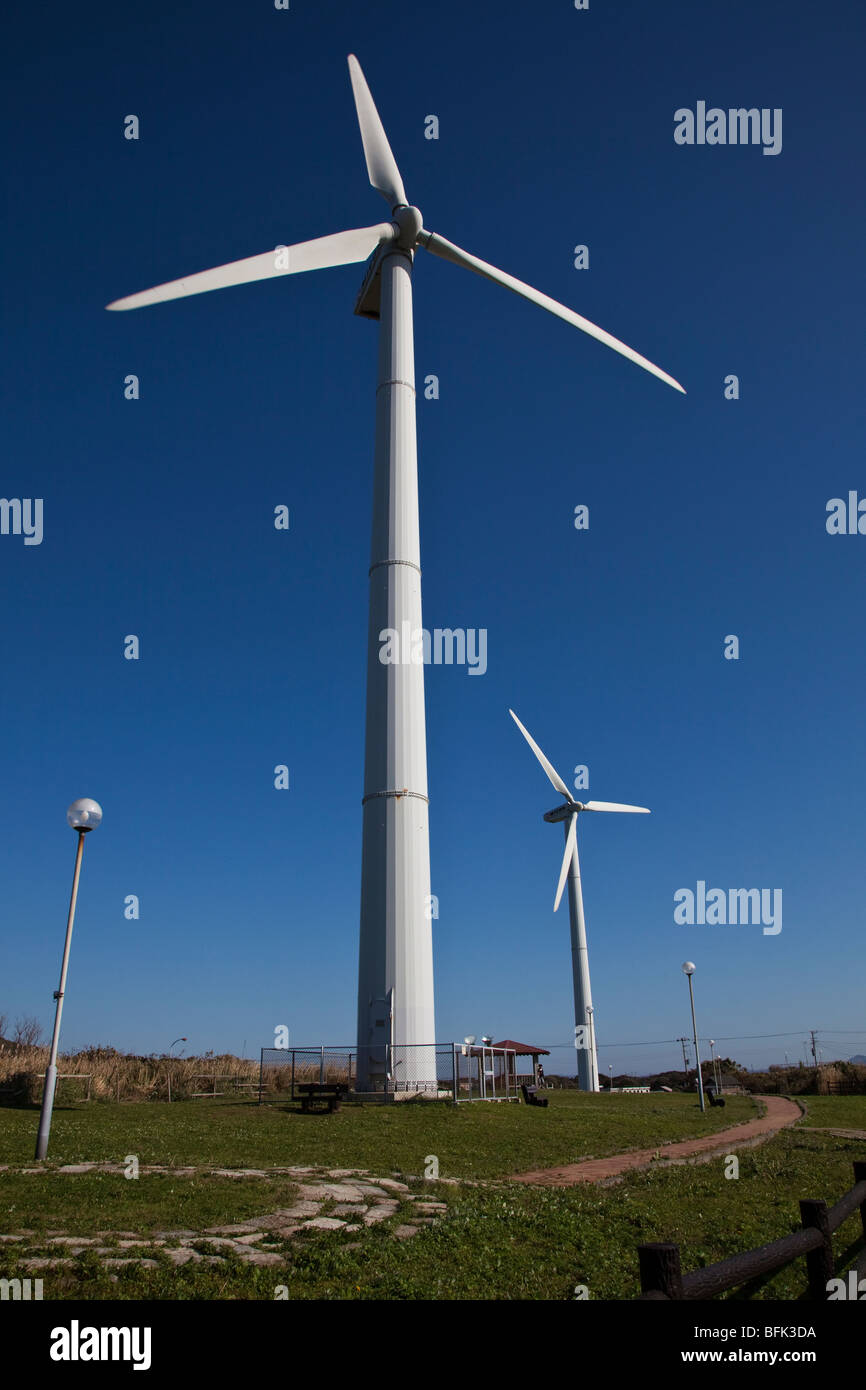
[582,800,651,814]
[421,231,685,394]
[106,223,395,311]
[347,54,408,208]
[554,814,577,912]
[508,709,574,803]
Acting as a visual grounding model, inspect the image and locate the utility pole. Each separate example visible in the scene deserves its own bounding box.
[810,1030,819,1067]
[677,1037,691,1089]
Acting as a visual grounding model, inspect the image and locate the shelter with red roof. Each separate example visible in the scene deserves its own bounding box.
[493,1040,550,1086]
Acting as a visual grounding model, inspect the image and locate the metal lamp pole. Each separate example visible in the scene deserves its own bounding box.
[682,962,705,1113]
[167,1037,187,1104]
[35,799,103,1160]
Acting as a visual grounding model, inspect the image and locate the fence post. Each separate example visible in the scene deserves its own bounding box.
[258,1049,263,1106]
[320,1045,325,1085]
[854,1161,866,1243]
[800,1198,833,1299]
[637,1242,683,1299]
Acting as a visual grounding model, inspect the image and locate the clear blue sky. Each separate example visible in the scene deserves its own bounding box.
[3,0,864,1076]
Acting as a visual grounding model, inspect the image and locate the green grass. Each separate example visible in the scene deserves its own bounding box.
[0,1091,756,1179]
[796,1095,866,1130]
[1,1129,861,1301]
[0,1171,299,1236]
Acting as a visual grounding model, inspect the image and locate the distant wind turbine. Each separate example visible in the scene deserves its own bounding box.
[509,710,650,1092]
[106,54,682,1093]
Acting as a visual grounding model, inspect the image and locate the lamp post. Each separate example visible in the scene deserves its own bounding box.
[709,1037,721,1094]
[682,962,705,1113]
[35,799,103,1159]
[167,1037,187,1105]
[608,1063,613,1093]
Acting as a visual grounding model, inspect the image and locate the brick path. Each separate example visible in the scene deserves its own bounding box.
[510,1095,803,1187]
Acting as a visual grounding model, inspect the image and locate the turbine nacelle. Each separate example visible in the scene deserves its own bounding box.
[392,205,424,250]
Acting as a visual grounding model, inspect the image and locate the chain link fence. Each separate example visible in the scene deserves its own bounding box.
[259,1047,354,1101]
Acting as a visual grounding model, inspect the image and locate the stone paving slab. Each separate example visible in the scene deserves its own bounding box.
[103,1258,159,1270]
[362,1203,399,1225]
[165,1248,198,1267]
[22,1257,77,1269]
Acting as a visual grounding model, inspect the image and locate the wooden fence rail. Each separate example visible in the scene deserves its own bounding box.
[636,1160,866,1300]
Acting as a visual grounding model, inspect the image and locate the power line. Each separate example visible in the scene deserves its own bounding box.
[705,1031,810,1041]
[537,1027,861,1051]
[539,1031,808,1050]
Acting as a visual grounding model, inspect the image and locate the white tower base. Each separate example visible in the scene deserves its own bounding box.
[356,245,436,1091]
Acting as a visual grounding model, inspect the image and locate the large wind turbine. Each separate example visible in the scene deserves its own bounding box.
[106,55,682,1094]
[509,710,650,1092]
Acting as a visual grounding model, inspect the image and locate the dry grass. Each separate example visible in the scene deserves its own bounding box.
[0,1025,358,1104]
[0,1040,261,1104]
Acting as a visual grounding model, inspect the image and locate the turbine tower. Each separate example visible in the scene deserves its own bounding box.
[509,710,650,1092]
[105,55,682,1095]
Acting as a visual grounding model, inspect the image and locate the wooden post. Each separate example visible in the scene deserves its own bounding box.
[638,1242,683,1299]
[854,1162,866,1243]
[800,1198,833,1299]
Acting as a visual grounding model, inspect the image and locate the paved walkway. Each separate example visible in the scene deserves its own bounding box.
[510,1095,803,1187]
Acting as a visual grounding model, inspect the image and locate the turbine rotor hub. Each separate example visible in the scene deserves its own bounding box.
[392,204,423,250]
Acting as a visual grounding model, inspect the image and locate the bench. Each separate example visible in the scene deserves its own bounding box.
[295,1082,349,1114]
[521,1083,549,1109]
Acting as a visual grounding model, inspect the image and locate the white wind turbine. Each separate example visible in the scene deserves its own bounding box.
[509,710,650,1092]
[106,55,683,1093]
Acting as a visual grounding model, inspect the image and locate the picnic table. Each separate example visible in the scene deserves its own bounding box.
[295,1082,349,1114]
